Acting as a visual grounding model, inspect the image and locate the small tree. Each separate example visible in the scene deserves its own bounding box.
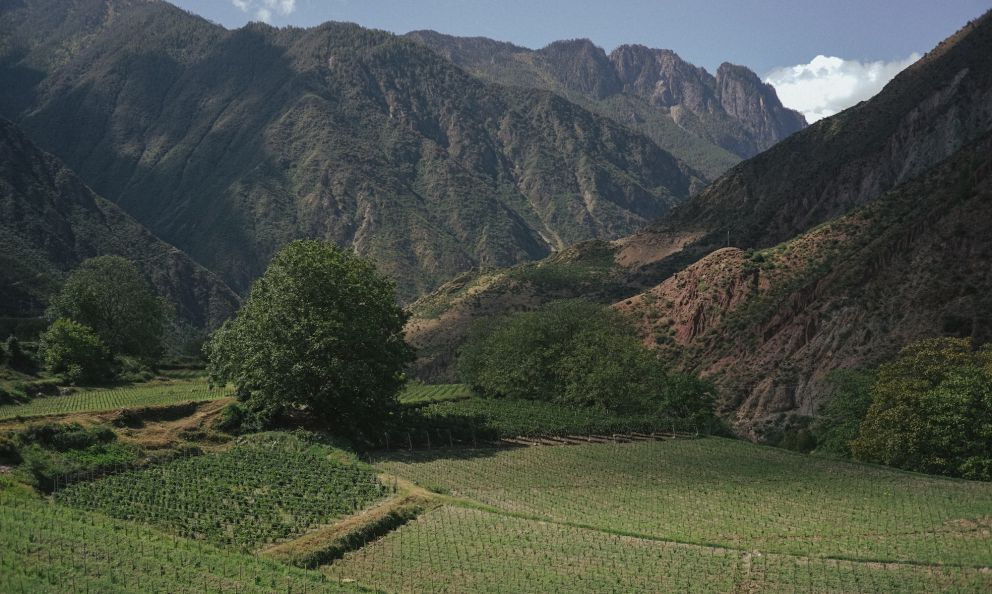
[4,336,37,373]
[851,337,992,479]
[205,241,414,438]
[48,256,165,361]
[812,369,877,457]
[40,319,112,384]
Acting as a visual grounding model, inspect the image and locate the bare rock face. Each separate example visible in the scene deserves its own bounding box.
[537,39,623,100]
[714,63,807,156]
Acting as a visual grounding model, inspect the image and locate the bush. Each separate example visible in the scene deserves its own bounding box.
[812,369,877,457]
[15,423,116,452]
[458,299,715,420]
[206,241,415,440]
[5,336,37,374]
[40,319,113,384]
[851,338,992,479]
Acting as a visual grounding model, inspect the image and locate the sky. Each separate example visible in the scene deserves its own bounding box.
[168,1,991,122]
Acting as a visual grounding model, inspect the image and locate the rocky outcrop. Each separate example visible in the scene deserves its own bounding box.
[621,131,992,438]
[407,32,806,163]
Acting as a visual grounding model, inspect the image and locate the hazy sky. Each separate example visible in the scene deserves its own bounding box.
[168,1,992,122]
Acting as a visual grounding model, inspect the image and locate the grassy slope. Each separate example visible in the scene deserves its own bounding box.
[376,439,992,566]
[0,380,231,420]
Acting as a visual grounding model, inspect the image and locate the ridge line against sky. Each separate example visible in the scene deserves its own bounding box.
[167,1,991,122]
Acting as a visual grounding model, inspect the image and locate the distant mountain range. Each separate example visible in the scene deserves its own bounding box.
[407,12,992,437]
[405,31,807,177]
[0,0,809,303]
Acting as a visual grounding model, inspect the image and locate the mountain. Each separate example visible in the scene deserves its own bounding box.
[405,31,806,177]
[406,12,992,431]
[620,131,992,438]
[0,118,239,331]
[0,0,704,301]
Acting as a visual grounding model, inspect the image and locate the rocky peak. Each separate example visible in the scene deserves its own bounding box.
[537,39,622,99]
[715,63,806,151]
[609,45,717,112]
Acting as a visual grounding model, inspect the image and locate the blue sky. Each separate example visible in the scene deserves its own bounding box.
[168,1,992,121]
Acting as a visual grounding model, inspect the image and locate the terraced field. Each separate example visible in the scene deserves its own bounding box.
[0,481,358,593]
[0,381,232,420]
[57,432,386,551]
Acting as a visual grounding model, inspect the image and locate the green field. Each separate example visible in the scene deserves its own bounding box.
[57,432,386,551]
[399,383,473,404]
[357,438,992,592]
[0,483,358,593]
[0,381,232,420]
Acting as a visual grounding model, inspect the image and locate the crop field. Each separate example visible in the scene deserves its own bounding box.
[0,380,232,420]
[0,484,359,593]
[57,432,386,551]
[399,383,473,404]
[364,438,992,592]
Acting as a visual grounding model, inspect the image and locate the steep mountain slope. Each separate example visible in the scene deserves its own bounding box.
[619,11,992,280]
[0,0,702,300]
[0,118,239,330]
[405,31,806,176]
[406,12,992,390]
[620,131,992,438]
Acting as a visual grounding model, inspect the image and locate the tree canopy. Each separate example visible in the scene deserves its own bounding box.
[205,240,414,437]
[48,256,166,361]
[458,299,715,422]
[851,337,992,480]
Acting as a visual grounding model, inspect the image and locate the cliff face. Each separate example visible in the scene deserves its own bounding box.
[406,31,806,177]
[0,118,239,329]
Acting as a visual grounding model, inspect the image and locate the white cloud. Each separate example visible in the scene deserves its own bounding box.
[765,53,920,123]
[231,0,297,23]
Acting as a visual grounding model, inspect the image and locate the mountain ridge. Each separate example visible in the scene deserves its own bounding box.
[405,30,806,172]
[0,117,240,332]
[0,0,706,301]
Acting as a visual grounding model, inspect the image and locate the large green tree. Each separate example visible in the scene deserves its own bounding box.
[458,299,714,421]
[48,256,166,361]
[205,241,414,436]
[851,338,992,480]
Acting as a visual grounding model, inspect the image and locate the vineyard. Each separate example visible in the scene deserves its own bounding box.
[57,432,386,551]
[0,481,359,593]
[0,380,232,420]
[398,383,473,404]
[353,438,992,592]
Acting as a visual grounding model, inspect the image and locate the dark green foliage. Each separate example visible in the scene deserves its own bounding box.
[852,338,992,480]
[0,436,20,465]
[458,299,714,419]
[4,336,37,373]
[48,256,166,361]
[39,319,113,384]
[813,369,877,456]
[10,422,140,492]
[206,241,415,439]
[214,402,253,435]
[14,422,116,452]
